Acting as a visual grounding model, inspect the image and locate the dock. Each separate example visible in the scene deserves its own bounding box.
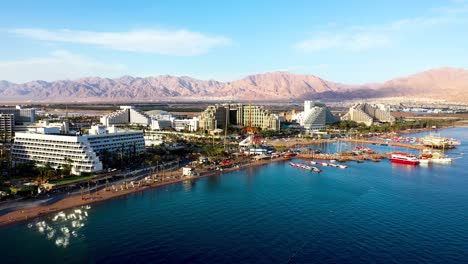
[297,153,390,162]
[342,139,429,150]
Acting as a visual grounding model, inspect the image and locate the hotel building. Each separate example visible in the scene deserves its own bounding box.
[292,101,338,131]
[341,103,395,126]
[100,106,151,127]
[12,125,145,175]
[0,114,14,142]
[199,104,280,131]
[0,105,36,124]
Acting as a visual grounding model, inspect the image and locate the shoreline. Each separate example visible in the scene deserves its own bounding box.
[0,157,286,228]
[0,126,460,228]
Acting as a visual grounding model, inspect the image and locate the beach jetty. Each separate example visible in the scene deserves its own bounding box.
[343,138,428,150]
[297,153,390,162]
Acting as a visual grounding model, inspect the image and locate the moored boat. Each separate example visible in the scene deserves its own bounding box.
[311,166,322,173]
[430,157,452,164]
[390,152,419,165]
[418,158,430,165]
[290,162,322,173]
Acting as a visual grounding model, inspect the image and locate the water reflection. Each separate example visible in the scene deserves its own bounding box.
[390,162,418,172]
[204,174,221,192]
[183,179,196,192]
[27,205,92,248]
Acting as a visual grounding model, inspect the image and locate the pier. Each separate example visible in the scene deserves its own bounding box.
[297,153,390,162]
[342,139,429,150]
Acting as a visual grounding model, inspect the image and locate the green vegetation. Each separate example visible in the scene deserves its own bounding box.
[202,144,226,157]
[275,145,287,152]
[49,174,96,185]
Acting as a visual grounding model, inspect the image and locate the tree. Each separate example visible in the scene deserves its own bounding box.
[202,144,225,158]
[37,163,53,184]
[15,160,37,178]
[62,157,73,177]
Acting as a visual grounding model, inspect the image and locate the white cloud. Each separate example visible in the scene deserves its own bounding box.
[0,50,127,83]
[10,28,231,56]
[295,6,467,53]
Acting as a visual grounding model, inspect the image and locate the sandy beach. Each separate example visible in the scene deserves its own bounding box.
[0,157,286,227]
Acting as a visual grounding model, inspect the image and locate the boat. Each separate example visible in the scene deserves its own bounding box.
[419,149,453,164]
[430,157,452,164]
[418,158,430,165]
[310,161,317,165]
[311,166,322,173]
[420,135,460,149]
[337,164,347,169]
[290,162,321,173]
[390,152,419,165]
[355,146,376,154]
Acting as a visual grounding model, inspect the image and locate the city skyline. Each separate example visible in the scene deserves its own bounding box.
[1,0,468,84]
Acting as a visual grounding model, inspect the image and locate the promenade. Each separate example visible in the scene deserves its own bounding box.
[0,157,285,227]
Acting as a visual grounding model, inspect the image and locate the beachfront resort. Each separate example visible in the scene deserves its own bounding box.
[0,101,463,201]
[0,100,467,263]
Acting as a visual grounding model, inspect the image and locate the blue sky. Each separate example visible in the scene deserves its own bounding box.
[1,0,467,84]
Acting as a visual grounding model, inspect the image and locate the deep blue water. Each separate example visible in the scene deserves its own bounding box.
[1,128,468,263]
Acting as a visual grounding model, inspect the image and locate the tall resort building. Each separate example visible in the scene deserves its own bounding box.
[100,106,151,127]
[199,104,280,131]
[0,105,36,124]
[12,125,145,175]
[292,101,338,131]
[0,114,15,142]
[341,103,395,126]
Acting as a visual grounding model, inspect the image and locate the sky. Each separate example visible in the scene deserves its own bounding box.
[1,0,468,84]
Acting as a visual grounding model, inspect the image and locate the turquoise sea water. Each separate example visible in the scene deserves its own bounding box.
[1,128,468,263]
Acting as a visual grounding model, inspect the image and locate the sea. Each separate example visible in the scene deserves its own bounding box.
[1,127,467,263]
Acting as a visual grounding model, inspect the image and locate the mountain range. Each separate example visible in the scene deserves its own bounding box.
[1,67,467,102]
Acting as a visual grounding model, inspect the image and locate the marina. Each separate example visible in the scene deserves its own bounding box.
[2,1,468,262]
[0,127,466,263]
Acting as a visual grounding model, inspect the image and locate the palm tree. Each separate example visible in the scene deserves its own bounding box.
[62,157,73,177]
[37,163,53,184]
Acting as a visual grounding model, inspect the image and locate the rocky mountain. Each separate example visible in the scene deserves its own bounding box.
[0,67,467,102]
[372,67,468,102]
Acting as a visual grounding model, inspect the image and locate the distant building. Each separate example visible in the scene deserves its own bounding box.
[292,101,338,131]
[341,103,395,126]
[150,119,173,130]
[199,105,230,131]
[143,131,164,146]
[173,118,199,132]
[199,104,280,131]
[12,125,145,175]
[0,114,14,142]
[279,109,298,122]
[0,105,36,124]
[145,110,173,121]
[100,106,151,127]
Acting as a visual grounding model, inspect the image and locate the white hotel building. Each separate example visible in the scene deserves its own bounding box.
[12,125,145,175]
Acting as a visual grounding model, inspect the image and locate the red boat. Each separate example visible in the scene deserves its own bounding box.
[390,152,419,165]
